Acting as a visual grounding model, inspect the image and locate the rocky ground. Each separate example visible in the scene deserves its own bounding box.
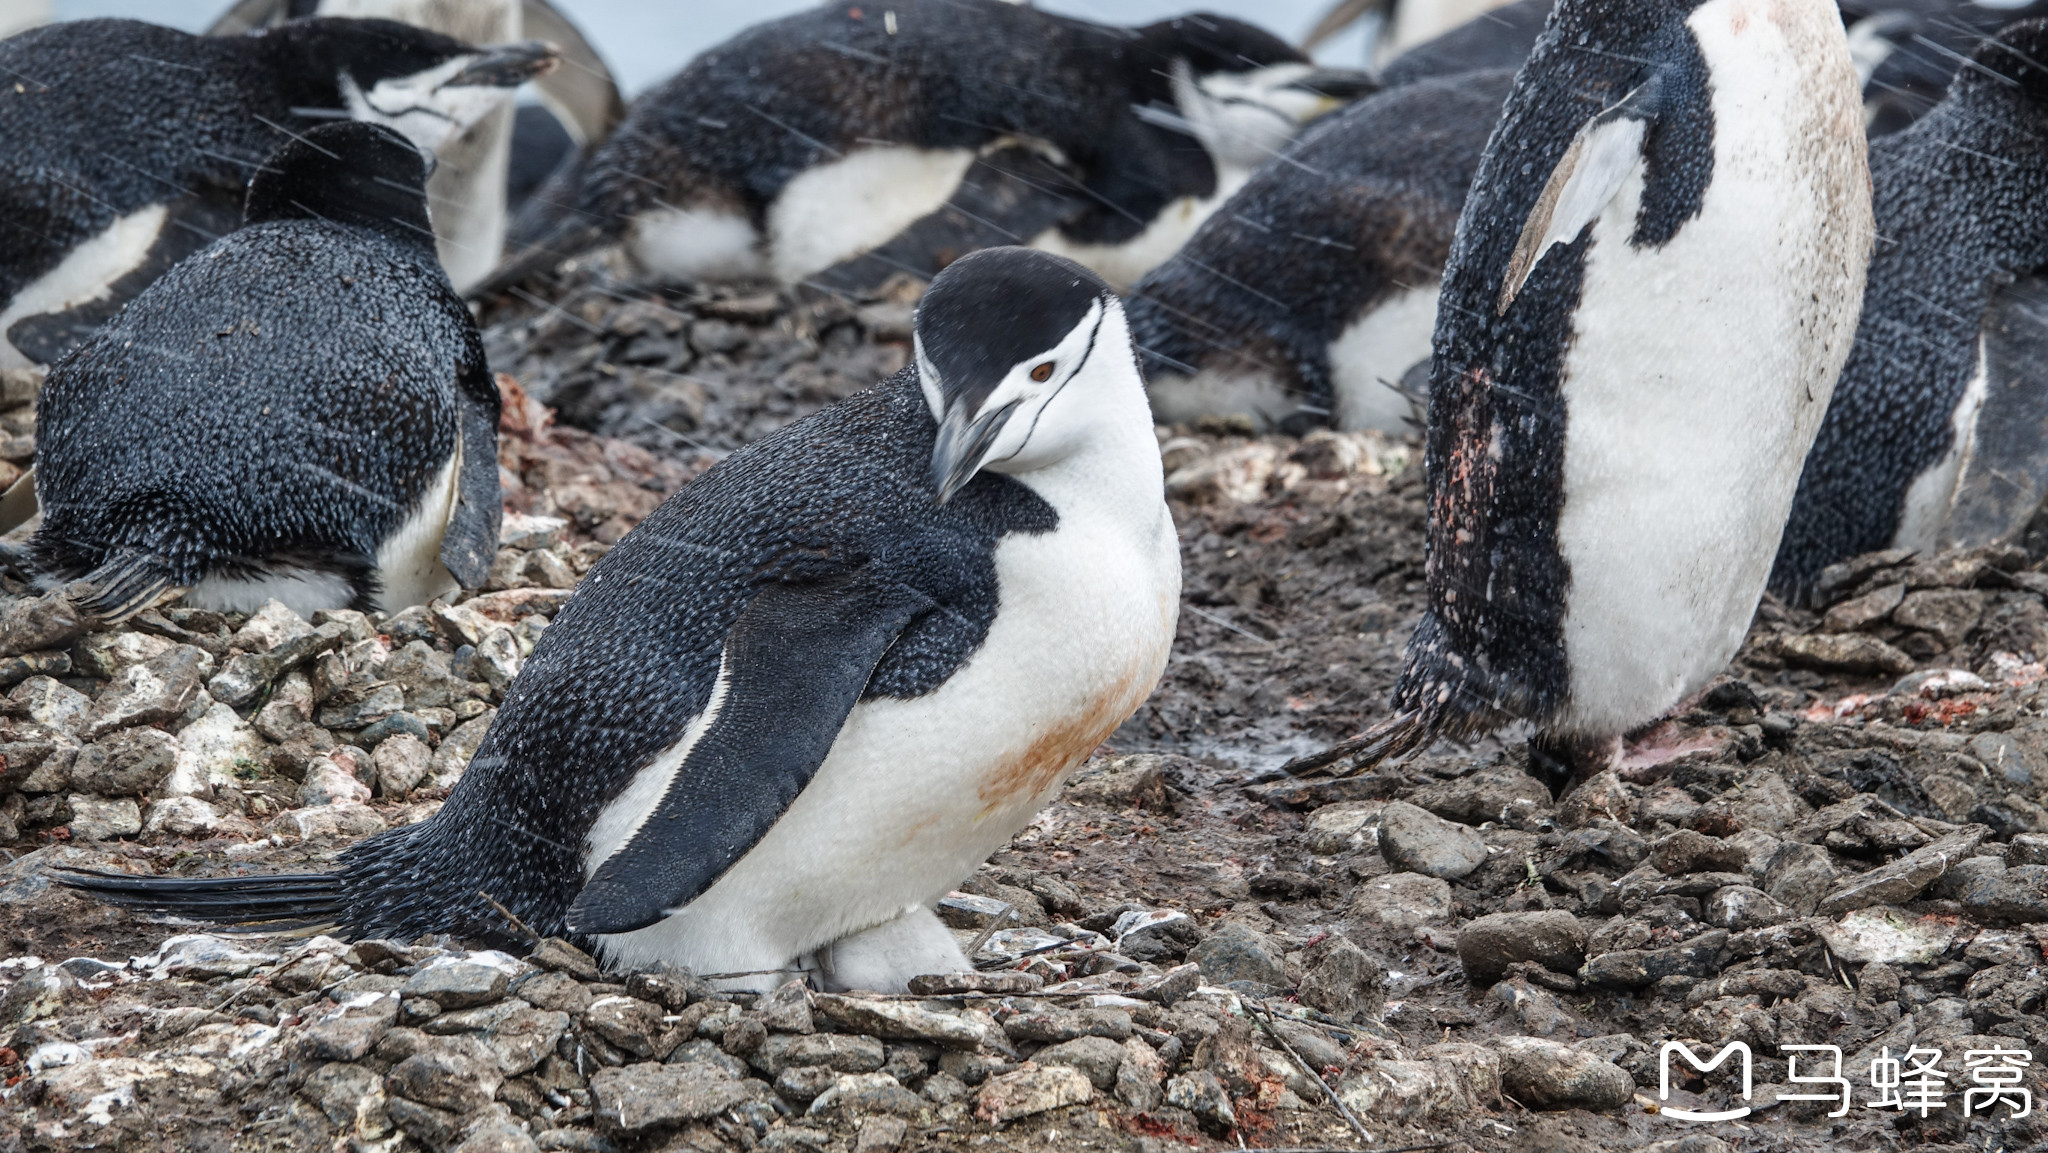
[0,272,2041,1153]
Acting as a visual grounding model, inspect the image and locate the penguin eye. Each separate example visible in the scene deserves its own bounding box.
[1030,362,1055,383]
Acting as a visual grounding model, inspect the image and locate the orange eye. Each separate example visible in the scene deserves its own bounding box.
[1030,362,1054,382]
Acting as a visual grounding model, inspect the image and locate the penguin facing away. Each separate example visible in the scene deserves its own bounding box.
[0,16,555,371]
[1285,0,1873,795]
[55,247,1182,995]
[1132,68,1514,434]
[1774,20,2048,602]
[493,0,1371,296]
[25,122,502,621]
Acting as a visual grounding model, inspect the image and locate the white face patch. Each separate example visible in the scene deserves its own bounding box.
[972,297,1110,477]
[341,56,516,156]
[1172,61,1334,173]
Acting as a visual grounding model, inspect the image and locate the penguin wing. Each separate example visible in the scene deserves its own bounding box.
[1498,75,1665,314]
[1941,275,2048,549]
[805,145,1083,296]
[438,348,505,589]
[565,571,934,935]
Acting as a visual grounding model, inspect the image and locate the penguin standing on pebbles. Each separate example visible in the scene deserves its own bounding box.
[1285,0,1873,795]
[492,0,1371,295]
[0,16,556,370]
[1132,69,1514,433]
[23,122,502,620]
[1774,21,2048,600]
[56,247,1182,995]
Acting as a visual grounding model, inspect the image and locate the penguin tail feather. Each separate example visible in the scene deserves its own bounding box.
[1280,709,1434,778]
[70,552,182,624]
[49,866,346,934]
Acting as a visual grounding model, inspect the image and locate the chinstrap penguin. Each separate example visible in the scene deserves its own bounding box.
[20,122,502,620]
[489,0,1372,297]
[55,247,1182,995]
[1774,20,2048,601]
[205,0,626,293]
[1285,0,1873,796]
[1132,69,1514,434]
[1842,0,2048,133]
[0,15,554,370]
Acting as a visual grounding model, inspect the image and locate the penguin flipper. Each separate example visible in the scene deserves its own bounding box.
[803,146,1082,298]
[566,573,934,936]
[1940,275,2048,549]
[1498,75,1666,313]
[438,361,506,590]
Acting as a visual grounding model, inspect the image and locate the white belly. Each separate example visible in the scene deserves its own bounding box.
[588,506,1180,977]
[1,205,165,370]
[1553,0,1869,735]
[765,145,978,286]
[1896,340,1986,554]
[1330,281,1439,432]
[1030,168,1251,294]
[1146,366,1300,429]
[626,206,768,284]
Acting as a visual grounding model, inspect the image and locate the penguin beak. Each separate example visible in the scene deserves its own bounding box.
[448,41,560,89]
[930,400,1018,505]
[1286,68,1378,109]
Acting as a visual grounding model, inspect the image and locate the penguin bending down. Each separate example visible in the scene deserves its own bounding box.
[1133,69,1513,434]
[1284,0,1873,796]
[1773,21,2048,602]
[55,248,1182,994]
[491,0,1372,297]
[21,123,502,621]
[205,0,627,294]
[0,16,555,371]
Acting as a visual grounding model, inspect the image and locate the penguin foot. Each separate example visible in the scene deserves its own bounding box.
[1526,732,1619,800]
[812,906,971,994]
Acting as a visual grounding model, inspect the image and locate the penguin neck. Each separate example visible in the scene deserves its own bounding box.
[1000,375,1166,535]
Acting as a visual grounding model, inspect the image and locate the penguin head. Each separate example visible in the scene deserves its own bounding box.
[916,249,1135,503]
[243,121,435,252]
[267,18,559,156]
[1958,18,2048,110]
[1138,14,1375,171]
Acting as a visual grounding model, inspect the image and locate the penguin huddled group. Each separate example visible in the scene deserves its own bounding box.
[28,0,2048,997]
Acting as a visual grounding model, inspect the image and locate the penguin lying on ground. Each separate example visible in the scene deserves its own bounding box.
[0,16,555,371]
[205,0,627,293]
[19,122,502,620]
[1132,69,1513,434]
[1284,0,1873,796]
[1371,0,1552,87]
[489,0,1372,297]
[54,247,1181,994]
[1773,21,2048,601]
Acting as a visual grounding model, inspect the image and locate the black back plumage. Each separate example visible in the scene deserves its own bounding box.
[1128,69,1513,430]
[1772,21,2048,600]
[508,0,1304,260]
[1377,0,1553,89]
[30,123,501,606]
[1850,0,2048,133]
[0,17,484,359]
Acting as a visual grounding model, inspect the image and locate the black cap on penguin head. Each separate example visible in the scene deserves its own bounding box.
[243,122,435,252]
[916,248,1119,502]
[264,16,480,91]
[1961,19,2048,110]
[1135,13,1308,76]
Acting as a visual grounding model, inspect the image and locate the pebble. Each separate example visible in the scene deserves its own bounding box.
[1649,830,1747,875]
[585,995,675,1059]
[1492,1036,1634,1111]
[811,994,985,1049]
[1296,933,1385,1020]
[1162,1070,1235,1130]
[588,1063,769,1131]
[1031,1035,1125,1089]
[65,794,140,841]
[1457,910,1587,985]
[1378,800,1489,880]
[1349,871,1454,930]
[402,960,510,1010]
[385,1035,504,1114]
[1185,922,1285,987]
[975,1064,1093,1123]
[807,1071,924,1117]
[1816,826,1986,915]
